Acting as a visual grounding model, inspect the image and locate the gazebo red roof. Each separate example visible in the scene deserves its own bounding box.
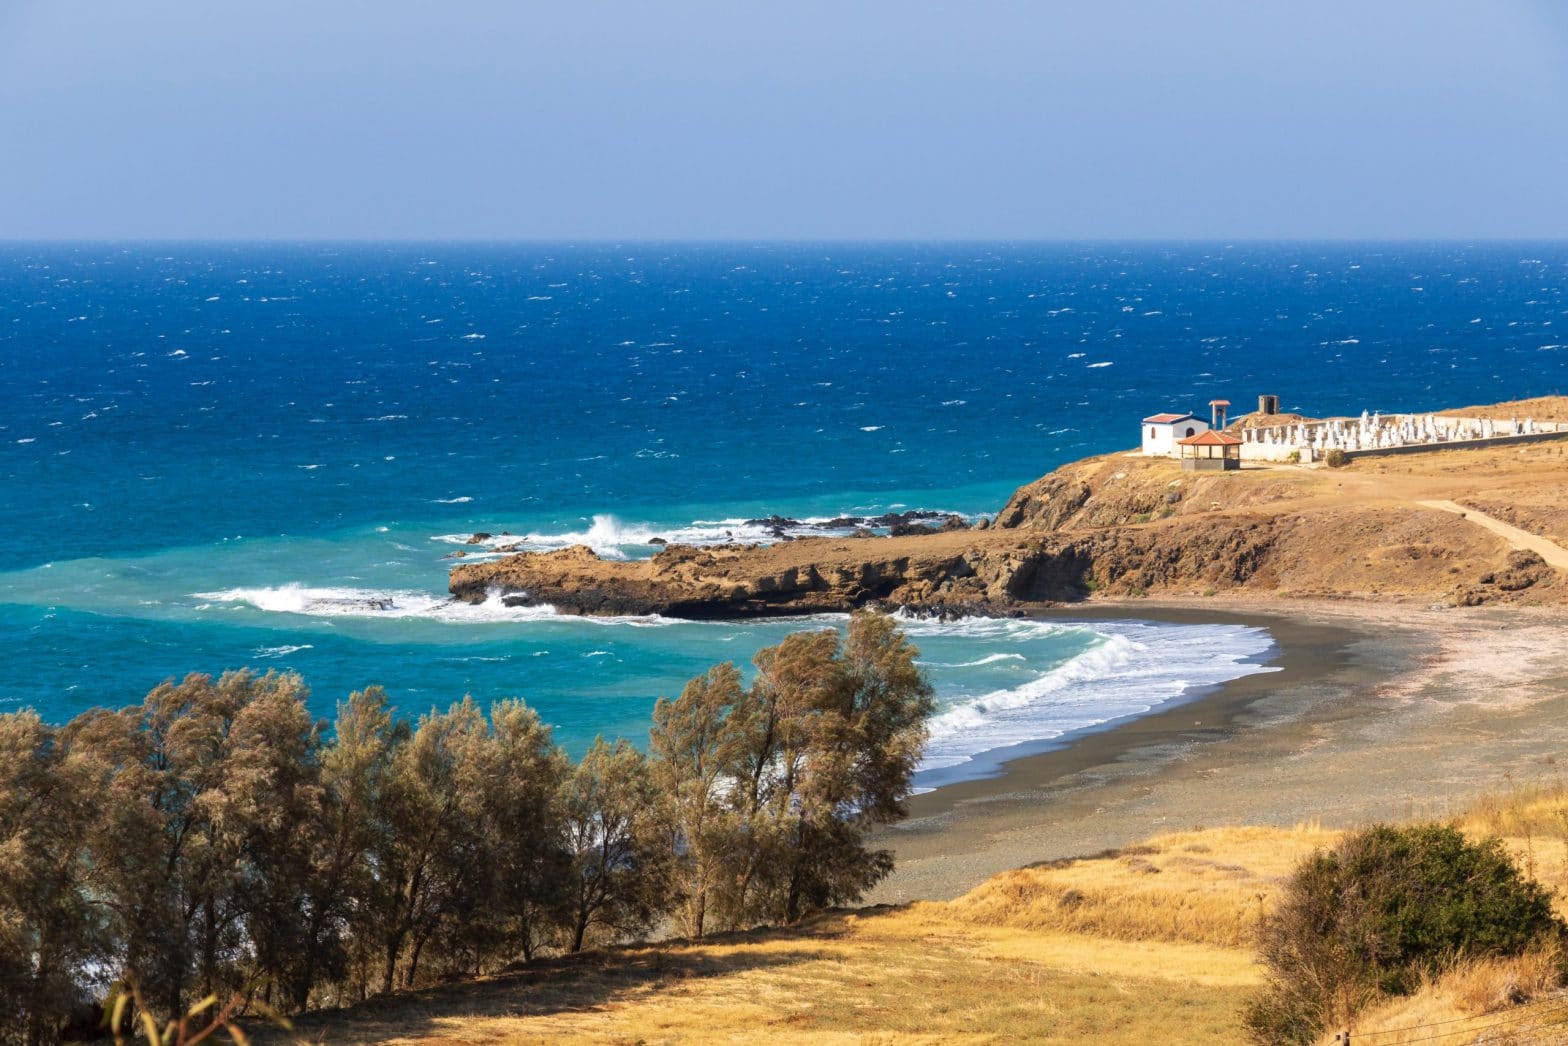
[1177,430,1243,447]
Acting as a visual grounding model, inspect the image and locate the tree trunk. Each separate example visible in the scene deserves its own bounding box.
[380,931,402,995]
[405,930,429,989]
[572,898,590,953]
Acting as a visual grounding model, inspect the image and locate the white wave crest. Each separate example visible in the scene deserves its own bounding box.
[433,510,978,561]
[917,620,1277,779]
[254,644,314,658]
[921,652,1027,669]
[191,584,673,626]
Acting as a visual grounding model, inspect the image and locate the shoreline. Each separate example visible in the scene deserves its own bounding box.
[871,597,1568,903]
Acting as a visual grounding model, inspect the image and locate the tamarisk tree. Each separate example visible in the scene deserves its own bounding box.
[651,610,934,936]
[0,611,934,1041]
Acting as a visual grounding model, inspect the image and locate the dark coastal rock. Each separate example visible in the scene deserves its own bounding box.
[867,510,944,528]
[466,532,492,545]
[649,537,667,546]
[745,514,801,530]
[816,516,867,529]
[888,522,938,537]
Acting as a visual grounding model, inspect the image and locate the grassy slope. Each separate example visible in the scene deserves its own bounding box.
[281,791,1568,1045]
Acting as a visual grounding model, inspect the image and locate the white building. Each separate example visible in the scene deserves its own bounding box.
[1142,413,1208,457]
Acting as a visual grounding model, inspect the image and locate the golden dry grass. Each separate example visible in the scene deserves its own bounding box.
[276,789,1568,1044]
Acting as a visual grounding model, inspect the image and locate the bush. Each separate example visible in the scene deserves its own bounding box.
[1285,449,1301,464]
[1324,448,1350,468]
[1244,823,1564,1044]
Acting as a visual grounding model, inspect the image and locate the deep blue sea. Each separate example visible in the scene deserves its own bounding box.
[3,243,1564,783]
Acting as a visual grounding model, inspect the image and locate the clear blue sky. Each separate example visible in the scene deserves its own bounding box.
[3,1,1567,240]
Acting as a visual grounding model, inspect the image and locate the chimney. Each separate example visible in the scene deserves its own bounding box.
[1209,399,1231,429]
[1258,394,1279,416]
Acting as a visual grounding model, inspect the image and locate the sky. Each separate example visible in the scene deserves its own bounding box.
[2,1,1567,240]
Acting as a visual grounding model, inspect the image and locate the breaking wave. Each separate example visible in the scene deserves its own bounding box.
[432,510,977,561]
[916,619,1277,783]
[191,584,671,626]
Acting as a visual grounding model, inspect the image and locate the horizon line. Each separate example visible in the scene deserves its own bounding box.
[6,236,1568,247]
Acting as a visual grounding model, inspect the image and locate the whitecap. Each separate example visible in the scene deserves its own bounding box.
[191,584,674,626]
[915,620,1276,782]
[254,644,313,659]
[431,510,979,561]
[921,652,1027,669]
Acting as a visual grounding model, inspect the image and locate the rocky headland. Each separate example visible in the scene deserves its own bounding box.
[449,398,1568,618]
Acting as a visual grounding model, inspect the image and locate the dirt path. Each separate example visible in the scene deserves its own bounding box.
[1417,499,1568,570]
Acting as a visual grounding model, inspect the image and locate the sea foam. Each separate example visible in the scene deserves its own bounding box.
[191,583,672,626]
[432,510,976,561]
[914,619,1277,782]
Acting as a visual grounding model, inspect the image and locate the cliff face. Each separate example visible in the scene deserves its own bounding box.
[449,402,1568,617]
[448,537,994,618]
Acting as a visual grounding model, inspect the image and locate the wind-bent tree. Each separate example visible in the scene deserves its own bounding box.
[649,662,748,939]
[0,712,101,1046]
[559,737,670,952]
[650,611,934,935]
[443,698,569,973]
[287,686,405,1009]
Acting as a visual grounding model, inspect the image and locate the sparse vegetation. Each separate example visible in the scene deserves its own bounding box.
[198,793,1568,1042]
[1324,448,1350,468]
[0,611,930,1044]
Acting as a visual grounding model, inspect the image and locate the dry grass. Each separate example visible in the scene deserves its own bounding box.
[1316,949,1568,1045]
[280,825,1341,1044]
[936,824,1336,949]
[283,909,1256,1045]
[273,791,1568,1044]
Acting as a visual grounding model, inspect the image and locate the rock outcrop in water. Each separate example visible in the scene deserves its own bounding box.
[449,398,1568,617]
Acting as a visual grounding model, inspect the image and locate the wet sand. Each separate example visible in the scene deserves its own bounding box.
[871,598,1568,902]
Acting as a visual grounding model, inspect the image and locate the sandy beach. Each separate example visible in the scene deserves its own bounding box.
[871,597,1568,902]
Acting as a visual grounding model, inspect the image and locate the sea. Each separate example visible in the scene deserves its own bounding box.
[3,242,1564,786]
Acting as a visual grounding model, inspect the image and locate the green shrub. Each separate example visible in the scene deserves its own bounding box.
[1323,448,1350,468]
[1285,450,1300,464]
[1244,823,1564,1044]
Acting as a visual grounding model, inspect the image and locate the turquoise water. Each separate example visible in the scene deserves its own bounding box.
[4,242,1563,780]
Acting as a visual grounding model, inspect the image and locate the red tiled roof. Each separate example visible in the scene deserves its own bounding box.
[1143,413,1196,424]
[1177,430,1243,446]
[1208,399,1231,406]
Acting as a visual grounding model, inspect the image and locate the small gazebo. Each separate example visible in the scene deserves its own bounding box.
[1176,429,1242,471]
